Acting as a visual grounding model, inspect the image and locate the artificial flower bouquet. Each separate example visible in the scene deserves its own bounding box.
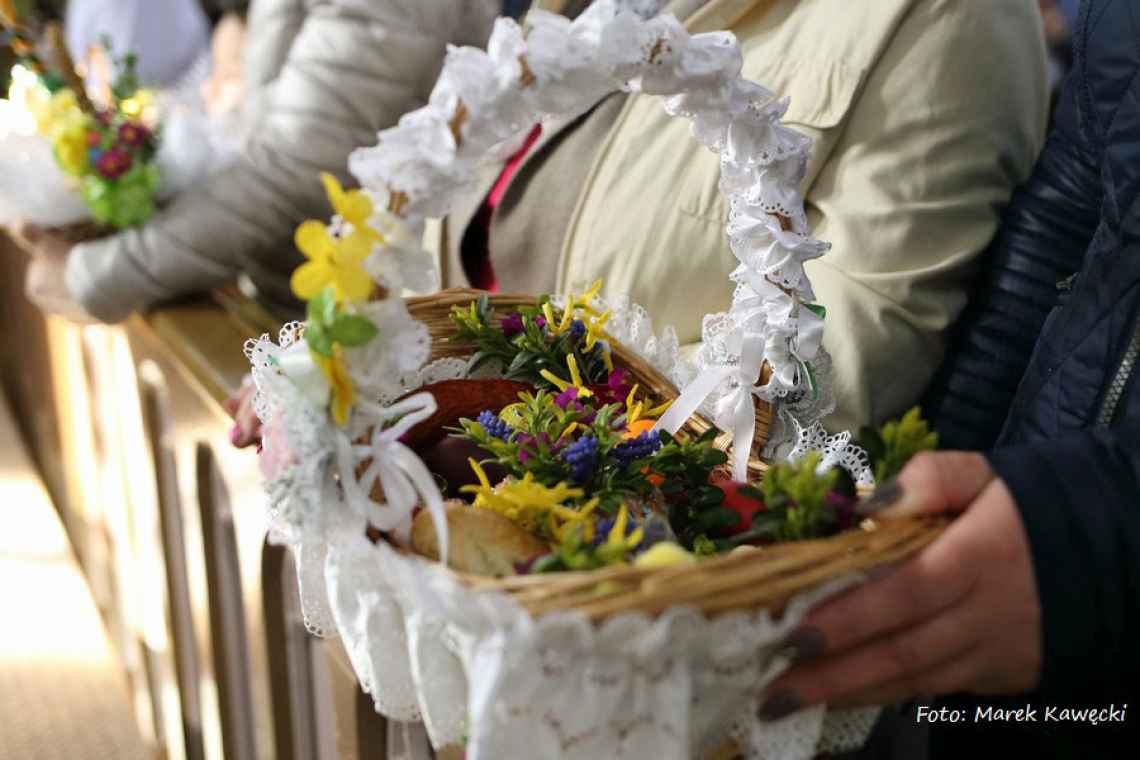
[35,44,160,229]
[0,10,161,229]
[244,2,948,758]
[1,12,235,230]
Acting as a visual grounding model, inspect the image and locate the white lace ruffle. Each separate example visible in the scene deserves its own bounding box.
[325,535,880,758]
[787,419,874,487]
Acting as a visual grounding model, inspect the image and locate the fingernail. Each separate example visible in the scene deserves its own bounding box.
[782,627,826,664]
[229,424,244,446]
[758,690,802,721]
[856,477,903,516]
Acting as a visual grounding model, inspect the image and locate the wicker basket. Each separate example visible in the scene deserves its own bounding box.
[401,288,947,621]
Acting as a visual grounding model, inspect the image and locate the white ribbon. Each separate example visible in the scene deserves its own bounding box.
[335,393,448,564]
[654,331,767,481]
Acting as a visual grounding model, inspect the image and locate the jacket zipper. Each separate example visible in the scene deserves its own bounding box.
[1096,314,1140,425]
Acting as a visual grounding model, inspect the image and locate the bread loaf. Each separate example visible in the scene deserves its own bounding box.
[412,501,548,577]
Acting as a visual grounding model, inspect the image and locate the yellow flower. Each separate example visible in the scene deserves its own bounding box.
[314,346,355,425]
[53,123,90,176]
[461,459,594,539]
[572,279,603,315]
[290,173,383,303]
[540,355,594,399]
[624,383,673,426]
[602,505,643,554]
[542,300,574,336]
[633,542,697,569]
[34,89,84,138]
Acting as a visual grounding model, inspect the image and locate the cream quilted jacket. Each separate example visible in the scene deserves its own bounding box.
[66,0,498,320]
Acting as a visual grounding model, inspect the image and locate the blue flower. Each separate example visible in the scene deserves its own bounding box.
[610,431,663,467]
[562,435,598,484]
[477,410,514,441]
[569,319,586,339]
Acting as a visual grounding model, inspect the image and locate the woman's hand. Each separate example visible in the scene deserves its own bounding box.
[11,222,95,323]
[758,452,1043,719]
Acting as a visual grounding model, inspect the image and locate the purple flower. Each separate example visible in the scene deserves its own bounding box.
[95,148,133,179]
[117,121,150,148]
[562,435,598,484]
[534,316,547,329]
[501,313,524,337]
[827,490,859,530]
[516,432,550,463]
[589,368,633,406]
[554,386,582,410]
[477,410,513,441]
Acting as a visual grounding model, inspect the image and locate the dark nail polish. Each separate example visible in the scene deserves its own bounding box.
[857,477,903,516]
[783,627,826,664]
[758,690,802,721]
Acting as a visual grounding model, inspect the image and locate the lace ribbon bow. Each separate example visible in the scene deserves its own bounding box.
[654,331,768,480]
[334,393,448,562]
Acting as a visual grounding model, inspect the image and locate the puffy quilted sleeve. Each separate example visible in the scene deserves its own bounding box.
[923,76,1103,450]
[65,0,499,322]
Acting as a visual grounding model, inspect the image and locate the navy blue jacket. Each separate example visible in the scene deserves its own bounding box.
[923,0,1140,747]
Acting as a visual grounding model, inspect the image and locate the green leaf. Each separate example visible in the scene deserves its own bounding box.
[329,314,379,347]
[804,303,827,320]
[304,323,333,357]
[307,287,335,325]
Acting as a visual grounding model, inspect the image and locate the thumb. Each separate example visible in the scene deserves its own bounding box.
[857,451,994,519]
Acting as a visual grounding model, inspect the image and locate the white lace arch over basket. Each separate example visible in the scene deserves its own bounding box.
[245,1,879,757]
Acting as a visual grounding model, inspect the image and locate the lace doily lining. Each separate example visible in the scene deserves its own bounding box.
[322,533,880,757]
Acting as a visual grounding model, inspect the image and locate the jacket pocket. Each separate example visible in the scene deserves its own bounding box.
[677,53,862,223]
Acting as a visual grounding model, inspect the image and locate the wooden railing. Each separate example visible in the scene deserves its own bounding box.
[0,236,402,760]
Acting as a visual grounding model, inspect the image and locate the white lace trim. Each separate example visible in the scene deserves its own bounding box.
[324,534,880,757]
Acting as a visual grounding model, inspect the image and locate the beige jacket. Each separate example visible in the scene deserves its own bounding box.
[436,0,1049,431]
[66,0,498,322]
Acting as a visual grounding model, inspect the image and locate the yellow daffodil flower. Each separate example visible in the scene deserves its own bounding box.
[53,123,90,176]
[321,172,383,255]
[291,221,375,303]
[462,459,593,538]
[291,173,385,303]
[314,346,355,426]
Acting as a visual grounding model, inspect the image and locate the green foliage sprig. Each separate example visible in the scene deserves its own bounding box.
[858,407,939,483]
[449,295,610,389]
